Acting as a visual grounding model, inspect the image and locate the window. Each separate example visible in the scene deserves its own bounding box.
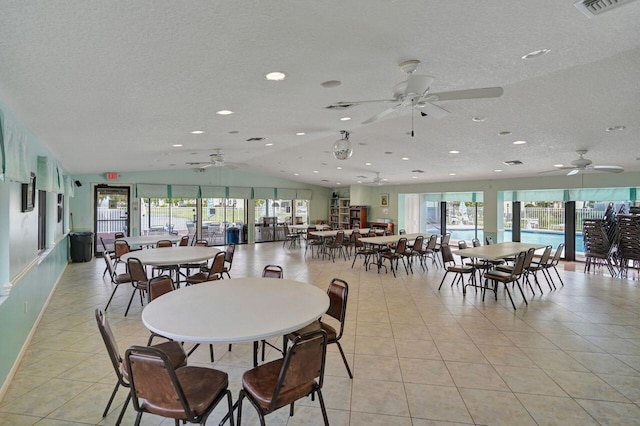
[38,190,46,250]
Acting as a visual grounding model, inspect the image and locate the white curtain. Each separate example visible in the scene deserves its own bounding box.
[64,175,75,197]
[170,184,200,199]
[252,187,275,199]
[200,185,227,198]
[276,188,297,200]
[227,186,251,199]
[36,156,55,192]
[1,112,30,183]
[137,183,169,198]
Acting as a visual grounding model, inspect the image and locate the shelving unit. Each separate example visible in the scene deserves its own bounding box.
[349,206,368,229]
[329,198,351,229]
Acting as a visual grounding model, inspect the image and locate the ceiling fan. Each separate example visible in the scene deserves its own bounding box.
[361,172,385,186]
[186,149,245,170]
[332,60,504,124]
[543,150,624,176]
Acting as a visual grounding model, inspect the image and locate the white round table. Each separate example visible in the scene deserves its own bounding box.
[118,235,182,248]
[142,277,329,345]
[120,246,220,266]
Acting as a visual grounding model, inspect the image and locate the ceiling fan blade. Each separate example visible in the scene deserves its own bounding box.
[593,165,624,173]
[567,169,580,176]
[336,99,397,106]
[186,161,210,166]
[404,74,434,97]
[362,103,404,124]
[425,87,504,102]
[417,101,450,119]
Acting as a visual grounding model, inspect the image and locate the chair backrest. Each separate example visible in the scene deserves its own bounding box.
[440,244,455,264]
[156,239,172,248]
[114,232,125,239]
[207,252,226,280]
[536,245,553,267]
[100,236,110,253]
[148,275,174,302]
[95,309,126,385]
[510,251,527,277]
[125,346,195,421]
[383,229,393,236]
[127,257,148,283]
[353,232,364,248]
[394,237,407,254]
[306,228,317,240]
[457,240,468,260]
[472,238,481,248]
[399,229,406,235]
[103,251,116,280]
[262,264,284,278]
[426,234,437,250]
[368,230,377,237]
[549,243,564,266]
[114,240,130,257]
[412,236,424,252]
[442,233,451,245]
[522,247,537,269]
[179,235,189,246]
[225,244,235,263]
[270,329,327,412]
[485,236,495,245]
[334,231,345,244]
[195,239,209,247]
[325,278,348,339]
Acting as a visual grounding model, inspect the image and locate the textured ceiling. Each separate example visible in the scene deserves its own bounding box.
[1,0,639,187]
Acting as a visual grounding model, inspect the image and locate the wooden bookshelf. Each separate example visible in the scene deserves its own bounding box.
[329,198,350,229]
[370,221,394,234]
[349,206,368,229]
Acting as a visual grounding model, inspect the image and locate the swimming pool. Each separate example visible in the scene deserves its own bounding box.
[448,229,584,253]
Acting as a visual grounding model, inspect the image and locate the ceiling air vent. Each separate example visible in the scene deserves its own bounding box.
[246,137,266,142]
[325,103,355,110]
[411,169,425,173]
[503,160,523,166]
[574,0,637,18]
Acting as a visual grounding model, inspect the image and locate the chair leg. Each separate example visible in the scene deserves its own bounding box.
[438,271,450,290]
[124,288,138,317]
[103,382,120,418]
[104,284,121,312]
[316,388,330,426]
[115,392,130,426]
[210,344,215,362]
[336,341,353,379]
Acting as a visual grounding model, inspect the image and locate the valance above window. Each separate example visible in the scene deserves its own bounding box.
[137,183,169,198]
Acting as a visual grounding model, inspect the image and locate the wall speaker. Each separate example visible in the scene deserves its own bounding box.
[74,180,82,187]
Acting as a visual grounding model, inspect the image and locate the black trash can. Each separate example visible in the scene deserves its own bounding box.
[226,227,239,244]
[70,231,93,262]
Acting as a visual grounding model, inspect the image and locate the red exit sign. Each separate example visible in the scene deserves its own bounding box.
[105,172,119,180]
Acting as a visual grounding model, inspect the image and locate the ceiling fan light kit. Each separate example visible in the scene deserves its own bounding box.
[333,130,352,160]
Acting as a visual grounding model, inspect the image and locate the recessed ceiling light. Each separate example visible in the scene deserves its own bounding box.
[412,176,418,179]
[321,80,342,88]
[313,170,319,173]
[265,143,274,146]
[340,117,351,121]
[296,132,306,136]
[357,180,362,184]
[216,110,234,115]
[494,169,503,172]
[449,173,456,176]
[382,178,388,182]
[472,116,486,122]
[336,182,341,185]
[401,157,409,161]
[449,150,460,154]
[265,71,286,81]
[521,48,550,60]
[499,131,512,136]
[172,144,183,147]
[336,166,342,170]
[554,164,564,168]
[513,140,527,145]
[606,126,625,132]
[365,162,372,166]
[294,173,299,176]
[190,130,204,134]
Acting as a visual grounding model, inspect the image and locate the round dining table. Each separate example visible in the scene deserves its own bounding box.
[117,234,182,248]
[120,246,221,266]
[141,277,330,364]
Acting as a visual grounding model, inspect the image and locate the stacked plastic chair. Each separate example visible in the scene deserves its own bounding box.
[616,214,640,278]
[583,218,617,276]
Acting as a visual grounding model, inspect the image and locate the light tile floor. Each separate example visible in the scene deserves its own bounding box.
[1,243,640,425]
